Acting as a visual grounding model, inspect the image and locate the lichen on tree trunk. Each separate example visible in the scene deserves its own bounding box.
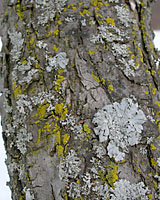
[0,0,160,199]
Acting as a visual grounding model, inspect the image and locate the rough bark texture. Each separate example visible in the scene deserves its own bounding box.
[151,1,160,30]
[0,0,160,200]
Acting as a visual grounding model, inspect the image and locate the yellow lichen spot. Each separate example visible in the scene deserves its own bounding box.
[64,192,68,200]
[63,134,70,145]
[77,179,80,184]
[83,124,91,135]
[72,6,77,11]
[32,150,40,156]
[53,28,59,36]
[55,103,64,116]
[106,162,119,186]
[79,2,83,5]
[56,145,64,157]
[140,57,143,63]
[153,180,158,190]
[63,8,67,12]
[149,41,153,49]
[21,60,27,65]
[53,44,59,52]
[19,195,25,200]
[145,91,149,94]
[12,81,22,100]
[158,123,160,132]
[151,70,155,75]
[91,72,100,83]
[91,0,103,7]
[137,168,141,173]
[16,10,24,21]
[35,64,40,69]
[88,50,95,55]
[130,55,134,59]
[79,9,90,16]
[101,78,105,85]
[89,19,93,25]
[53,122,60,133]
[151,158,157,167]
[149,82,152,87]
[104,2,109,6]
[36,103,49,119]
[46,31,52,37]
[56,131,61,144]
[108,84,114,91]
[4,11,8,16]
[55,75,64,92]
[43,122,51,132]
[148,194,152,199]
[151,144,156,150]
[57,20,62,25]
[96,12,103,18]
[58,68,65,74]
[157,135,160,140]
[152,88,157,95]
[106,18,115,26]
[155,101,160,108]
[29,38,35,44]
[86,147,89,151]
[36,129,41,145]
[91,0,98,6]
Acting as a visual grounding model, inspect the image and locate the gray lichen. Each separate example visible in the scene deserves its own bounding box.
[115,5,136,27]
[35,0,67,25]
[59,149,81,182]
[46,52,69,72]
[110,179,149,200]
[157,158,160,167]
[92,98,147,161]
[16,127,33,154]
[112,43,129,57]
[23,187,34,200]
[108,0,119,2]
[92,183,109,200]
[8,29,24,61]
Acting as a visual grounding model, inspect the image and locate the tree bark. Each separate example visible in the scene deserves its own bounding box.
[0,0,160,199]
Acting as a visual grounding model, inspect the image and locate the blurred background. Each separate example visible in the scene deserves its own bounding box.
[0,1,160,199]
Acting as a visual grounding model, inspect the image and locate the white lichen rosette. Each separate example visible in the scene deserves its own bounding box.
[92,98,147,161]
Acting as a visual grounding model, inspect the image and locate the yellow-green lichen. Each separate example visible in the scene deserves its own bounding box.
[91,0,103,7]
[54,103,68,120]
[150,143,156,150]
[106,162,119,186]
[63,134,70,145]
[91,72,100,83]
[12,81,22,100]
[55,75,65,92]
[36,128,41,145]
[53,44,59,52]
[35,102,49,119]
[106,17,115,26]
[151,158,157,167]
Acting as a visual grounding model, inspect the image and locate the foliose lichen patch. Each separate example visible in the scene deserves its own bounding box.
[35,0,67,25]
[110,179,149,200]
[8,29,24,61]
[46,52,69,72]
[92,98,147,161]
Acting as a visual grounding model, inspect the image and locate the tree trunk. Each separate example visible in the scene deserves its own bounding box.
[0,0,160,199]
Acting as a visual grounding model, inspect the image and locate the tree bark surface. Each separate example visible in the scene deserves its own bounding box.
[0,0,160,200]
